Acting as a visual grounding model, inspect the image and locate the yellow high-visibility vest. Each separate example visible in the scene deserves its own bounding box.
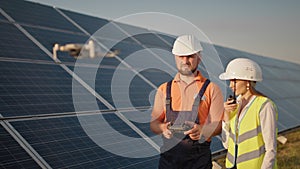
[225,96,278,169]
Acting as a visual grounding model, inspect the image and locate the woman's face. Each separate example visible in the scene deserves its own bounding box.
[229,79,248,96]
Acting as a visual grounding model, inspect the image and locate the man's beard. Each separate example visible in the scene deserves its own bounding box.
[178,66,197,75]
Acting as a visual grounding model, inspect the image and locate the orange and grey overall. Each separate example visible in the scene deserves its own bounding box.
[159,79,212,169]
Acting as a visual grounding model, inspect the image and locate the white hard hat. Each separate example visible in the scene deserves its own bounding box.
[172,35,203,56]
[219,58,263,81]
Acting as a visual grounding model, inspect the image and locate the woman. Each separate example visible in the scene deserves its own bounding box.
[219,58,278,169]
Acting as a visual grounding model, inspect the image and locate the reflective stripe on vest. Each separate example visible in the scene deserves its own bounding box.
[225,96,278,169]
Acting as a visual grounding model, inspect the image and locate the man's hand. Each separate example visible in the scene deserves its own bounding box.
[184,121,202,140]
[162,122,173,139]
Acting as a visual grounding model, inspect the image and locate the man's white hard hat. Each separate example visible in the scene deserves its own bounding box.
[172,35,203,56]
[219,58,263,81]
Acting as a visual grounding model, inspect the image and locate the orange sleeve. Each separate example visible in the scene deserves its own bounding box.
[198,82,224,140]
[151,83,167,122]
[198,82,224,125]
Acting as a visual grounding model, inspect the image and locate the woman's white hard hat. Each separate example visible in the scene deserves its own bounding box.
[172,35,203,56]
[219,58,263,81]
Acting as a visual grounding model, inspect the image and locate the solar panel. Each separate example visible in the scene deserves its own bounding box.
[130,33,173,49]
[10,114,159,168]
[0,22,53,61]
[0,61,108,117]
[60,9,110,35]
[129,69,173,107]
[0,0,299,168]
[70,65,172,110]
[0,0,82,33]
[0,125,41,168]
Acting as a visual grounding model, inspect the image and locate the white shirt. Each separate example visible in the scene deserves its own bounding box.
[222,95,277,169]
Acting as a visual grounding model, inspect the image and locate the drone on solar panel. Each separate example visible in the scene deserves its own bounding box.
[52,40,120,61]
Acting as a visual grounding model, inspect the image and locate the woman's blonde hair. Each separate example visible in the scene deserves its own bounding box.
[249,81,266,97]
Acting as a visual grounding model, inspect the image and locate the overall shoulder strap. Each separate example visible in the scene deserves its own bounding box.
[165,80,174,123]
[192,79,211,124]
[192,79,211,110]
[166,80,172,111]
[198,79,211,99]
[166,80,172,101]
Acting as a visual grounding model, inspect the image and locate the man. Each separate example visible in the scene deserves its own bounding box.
[150,35,224,169]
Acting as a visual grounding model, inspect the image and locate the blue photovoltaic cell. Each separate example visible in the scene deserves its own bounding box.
[112,22,151,44]
[113,29,175,50]
[139,68,173,87]
[11,115,160,169]
[242,51,300,71]
[91,67,172,109]
[129,119,155,138]
[0,125,40,169]
[214,45,237,65]
[87,22,138,45]
[130,33,173,50]
[0,22,52,61]
[94,38,141,66]
[0,0,81,33]
[111,40,145,60]
[0,13,8,21]
[97,67,158,108]
[155,33,176,46]
[115,21,150,35]
[277,104,300,130]
[278,99,300,119]
[0,61,108,117]
[210,137,225,153]
[71,66,117,108]
[130,69,173,107]
[255,83,281,100]
[60,9,110,35]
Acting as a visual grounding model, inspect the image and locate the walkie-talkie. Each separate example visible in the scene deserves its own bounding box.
[228,79,237,104]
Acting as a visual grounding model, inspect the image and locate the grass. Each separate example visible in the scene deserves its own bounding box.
[214,127,300,169]
[277,128,300,169]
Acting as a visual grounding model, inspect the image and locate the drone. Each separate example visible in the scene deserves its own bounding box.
[52,40,120,61]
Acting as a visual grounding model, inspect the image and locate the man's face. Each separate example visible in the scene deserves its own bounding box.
[175,53,200,75]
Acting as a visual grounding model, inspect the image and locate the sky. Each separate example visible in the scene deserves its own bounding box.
[28,0,300,64]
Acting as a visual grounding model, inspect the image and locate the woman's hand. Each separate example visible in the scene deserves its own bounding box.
[223,99,237,122]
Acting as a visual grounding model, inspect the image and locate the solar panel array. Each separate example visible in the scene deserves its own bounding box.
[1,0,300,168]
